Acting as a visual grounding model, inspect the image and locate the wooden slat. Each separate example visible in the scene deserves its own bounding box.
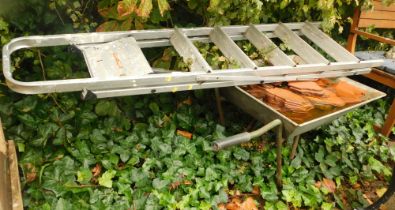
[245,25,295,66]
[371,0,395,12]
[358,19,395,28]
[360,10,395,20]
[0,119,11,210]
[301,22,359,62]
[364,68,395,89]
[352,29,395,45]
[8,141,23,210]
[210,26,257,69]
[274,23,329,64]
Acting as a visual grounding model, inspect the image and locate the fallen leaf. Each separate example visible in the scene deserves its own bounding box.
[91,163,102,177]
[352,183,361,189]
[322,178,336,193]
[183,180,193,185]
[240,197,258,210]
[218,204,227,210]
[363,193,373,205]
[252,186,260,195]
[169,181,181,190]
[25,163,37,183]
[315,181,322,188]
[376,187,387,197]
[226,203,240,210]
[176,130,193,139]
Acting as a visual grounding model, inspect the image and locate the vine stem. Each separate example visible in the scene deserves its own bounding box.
[37,49,66,113]
[37,49,46,80]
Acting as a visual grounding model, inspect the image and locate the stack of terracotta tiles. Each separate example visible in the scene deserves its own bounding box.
[245,79,366,116]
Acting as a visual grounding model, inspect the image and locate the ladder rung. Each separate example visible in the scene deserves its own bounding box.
[301,22,359,62]
[170,28,212,72]
[210,26,257,69]
[274,23,329,64]
[245,25,295,66]
[77,37,153,79]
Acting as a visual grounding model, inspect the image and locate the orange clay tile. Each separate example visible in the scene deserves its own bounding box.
[331,81,365,104]
[304,89,346,107]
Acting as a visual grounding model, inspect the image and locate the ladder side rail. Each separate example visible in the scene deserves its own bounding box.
[196,68,370,82]
[3,22,321,51]
[2,57,382,94]
[88,68,371,99]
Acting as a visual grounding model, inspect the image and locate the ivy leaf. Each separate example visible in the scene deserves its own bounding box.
[117,0,137,18]
[136,0,153,18]
[96,21,119,32]
[77,168,93,184]
[275,201,288,210]
[157,0,170,16]
[315,147,325,163]
[98,170,116,188]
[14,96,37,112]
[152,178,170,190]
[95,100,120,117]
[321,202,334,210]
[208,0,220,12]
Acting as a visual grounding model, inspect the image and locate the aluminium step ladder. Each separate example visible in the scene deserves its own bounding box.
[2,22,383,99]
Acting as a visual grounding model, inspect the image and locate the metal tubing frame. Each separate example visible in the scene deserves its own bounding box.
[213,119,283,187]
[2,22,383,95]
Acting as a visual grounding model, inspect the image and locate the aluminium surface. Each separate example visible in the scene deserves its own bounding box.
[2,22,383,97]
[221,77,386,141]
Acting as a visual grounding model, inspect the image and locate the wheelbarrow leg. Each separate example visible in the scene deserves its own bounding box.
[215,89,225,125]
[290,135,300,160]
[275,124,283,188]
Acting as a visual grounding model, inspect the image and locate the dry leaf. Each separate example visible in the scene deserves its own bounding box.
[322,178,336,193]
[177,130,193,139]
[183,180,193,185]
[157,0,170,16]
[136,0,153,18]
[240,197,258,210]
[376,187,387,197]
[226,198,242,210]
[218,204,227,210]
[117,0,137,17]
[363,193,373,205]
[25,163,37,183]
[314,181,322,188]
[352,183,361,189]
[169,181,181,190]
[252,186,260,195]
[92,163,102,177]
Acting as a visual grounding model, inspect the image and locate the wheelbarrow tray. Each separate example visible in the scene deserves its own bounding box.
[221,77,386,141]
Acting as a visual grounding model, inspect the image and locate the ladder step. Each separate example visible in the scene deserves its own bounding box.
[210,26,257,69]
[77,37,153,79]
[245,25,295,66]
[300,22,359,62]
[274,23,330,64]
[170,28,212,72]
